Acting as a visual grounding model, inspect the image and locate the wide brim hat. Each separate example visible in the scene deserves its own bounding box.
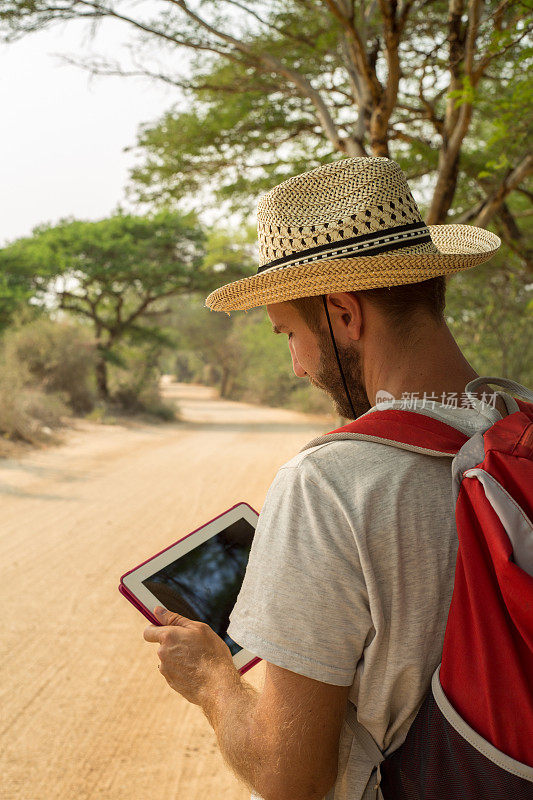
[205,157,500,312]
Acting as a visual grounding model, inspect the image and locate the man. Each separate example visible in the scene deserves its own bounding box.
[144,157,513,800]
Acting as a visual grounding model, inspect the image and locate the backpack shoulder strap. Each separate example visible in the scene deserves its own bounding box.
[301,409,468,458]
[327,703,386,800]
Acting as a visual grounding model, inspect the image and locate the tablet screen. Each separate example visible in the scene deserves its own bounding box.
[142,517,254,656]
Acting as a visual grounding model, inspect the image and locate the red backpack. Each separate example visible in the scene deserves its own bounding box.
[318,376,533,798]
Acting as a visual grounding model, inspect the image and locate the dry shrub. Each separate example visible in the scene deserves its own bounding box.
[0,315,97,448]
[286,384,334,415]
[2,316,97,413]
[109,343,177,420]
[0,359,68,445]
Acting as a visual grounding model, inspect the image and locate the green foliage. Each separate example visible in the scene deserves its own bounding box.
[1,0,531,425]
[131,51,335,210]
[0,210,234,401]
[163,228,257,395]
[129,27,343,210]
[227,311,301,406]
[467,43,533,184]
[1,209,253,314]
[121,0,532,221]
[286,384,333,415]
[107,340,177,420]
[446,256,533,386]
[1,1,530,238]
[169,298,332,412]
[447,75,476,108]
[0,216,255,418]
[201,226,256,277]
[24,209,207,294]
[0,242,40,330]
[167,295,239,396]
[226,312,332,413]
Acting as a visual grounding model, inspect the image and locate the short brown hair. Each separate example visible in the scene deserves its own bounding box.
[290,276,447,333]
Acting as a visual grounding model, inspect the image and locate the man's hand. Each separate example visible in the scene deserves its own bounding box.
[143,607,236,706]
[143,610,350,800]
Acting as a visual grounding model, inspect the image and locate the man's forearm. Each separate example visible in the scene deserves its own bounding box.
[146,611,339,800]
[201,664,275,797]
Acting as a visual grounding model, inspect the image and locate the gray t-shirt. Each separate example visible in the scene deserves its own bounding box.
[228,392,519,800]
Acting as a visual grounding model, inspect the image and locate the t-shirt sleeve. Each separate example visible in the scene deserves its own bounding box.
[227,455,371,686]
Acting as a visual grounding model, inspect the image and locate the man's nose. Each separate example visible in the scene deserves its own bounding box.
[289,341,307,378]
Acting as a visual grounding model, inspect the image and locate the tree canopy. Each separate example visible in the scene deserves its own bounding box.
[0,210,252,397]
[1,0,531,412]
[2,0,531,269]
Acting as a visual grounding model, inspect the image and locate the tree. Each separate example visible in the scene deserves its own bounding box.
[1,0,531,256]
[446,252,533,386]
[0,249,38,330]
[167,228,256,398]
[0,210,247,399]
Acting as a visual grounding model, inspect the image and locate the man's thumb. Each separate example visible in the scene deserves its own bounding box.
[153,606,191,626]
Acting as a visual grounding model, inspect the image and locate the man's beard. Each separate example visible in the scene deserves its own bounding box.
[309,330,371,419]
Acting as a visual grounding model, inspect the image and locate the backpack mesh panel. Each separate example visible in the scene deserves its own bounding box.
[380,689,533,800]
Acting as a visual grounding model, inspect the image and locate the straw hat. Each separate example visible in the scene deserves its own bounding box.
[205,157,500,312]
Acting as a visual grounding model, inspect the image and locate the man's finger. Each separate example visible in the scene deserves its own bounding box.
[153,606,193,627]
[143,624,164,643]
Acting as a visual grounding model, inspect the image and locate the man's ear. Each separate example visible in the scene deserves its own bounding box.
[325,293,363,343]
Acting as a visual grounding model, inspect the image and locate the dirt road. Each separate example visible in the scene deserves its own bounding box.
[0,383,332,800]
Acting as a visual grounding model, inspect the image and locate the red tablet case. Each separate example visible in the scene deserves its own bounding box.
[118,502,261,676]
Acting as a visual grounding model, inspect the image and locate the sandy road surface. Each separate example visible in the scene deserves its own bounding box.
[0,383,332,800]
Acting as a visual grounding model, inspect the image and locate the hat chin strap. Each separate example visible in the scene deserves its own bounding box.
[321,295,357,420]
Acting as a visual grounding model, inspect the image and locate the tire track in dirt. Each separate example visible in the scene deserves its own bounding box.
[0,383,332,800]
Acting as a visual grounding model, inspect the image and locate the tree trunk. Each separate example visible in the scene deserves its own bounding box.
[367,100,388,156]
[427,149,461,224]
[95,354,109,401]
[219,366,232,399]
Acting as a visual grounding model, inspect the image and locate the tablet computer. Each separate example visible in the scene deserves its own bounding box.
[119,502,261,675]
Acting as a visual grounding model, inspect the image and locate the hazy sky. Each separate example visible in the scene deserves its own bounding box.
[0,19,178,246]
